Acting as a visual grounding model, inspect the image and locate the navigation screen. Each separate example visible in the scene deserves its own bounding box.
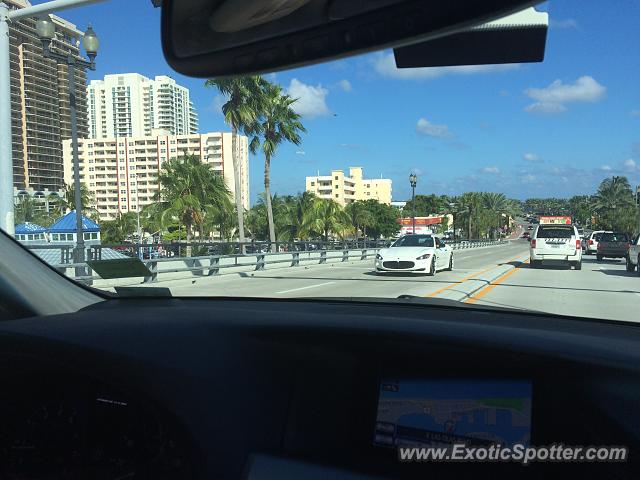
[374,380,532,448]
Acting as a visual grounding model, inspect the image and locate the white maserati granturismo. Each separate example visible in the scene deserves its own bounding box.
[374,234,453,276]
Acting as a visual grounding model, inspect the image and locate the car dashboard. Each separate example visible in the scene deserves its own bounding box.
[0,298,638,479]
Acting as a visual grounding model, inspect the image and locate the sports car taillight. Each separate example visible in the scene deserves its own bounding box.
[588,239,594,245]
[530,239,536,248]
[576,240,581,249]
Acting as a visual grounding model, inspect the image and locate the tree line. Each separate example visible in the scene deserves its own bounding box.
[524,176,639,233]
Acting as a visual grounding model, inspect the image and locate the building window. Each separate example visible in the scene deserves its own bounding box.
[129,166,135,170]
[335,176,339,180]
[121,197,127,202]
[310,182,315,186]
[335,184,338,189]
[335,194,339,198]
[52,234,59,241]
[120,189,126,194]
[120,166,125,170]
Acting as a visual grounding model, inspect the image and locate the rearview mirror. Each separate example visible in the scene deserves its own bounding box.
[161,0,546,77]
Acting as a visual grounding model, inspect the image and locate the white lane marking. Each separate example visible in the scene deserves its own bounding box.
[275,281,335,294]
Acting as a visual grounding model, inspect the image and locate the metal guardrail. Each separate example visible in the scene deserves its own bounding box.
[25,238,509,284]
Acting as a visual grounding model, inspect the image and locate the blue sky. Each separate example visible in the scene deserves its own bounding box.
[60,0,640,204]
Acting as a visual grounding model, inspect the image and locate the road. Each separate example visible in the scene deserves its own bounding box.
[138,239,640,323]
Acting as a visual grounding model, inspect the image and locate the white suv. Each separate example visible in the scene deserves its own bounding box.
[530,224,582,270]
[584,230,609,255]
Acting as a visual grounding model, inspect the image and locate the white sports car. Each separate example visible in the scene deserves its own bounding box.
[374,234,453,276]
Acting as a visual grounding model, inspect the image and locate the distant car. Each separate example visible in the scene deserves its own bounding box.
[596,232,631,261]
[527,225,534,230]
[521,232,531,240]
[530,224,582,270]
[584,230,609,255]
[375,234,453,276]
[626,234,640,274]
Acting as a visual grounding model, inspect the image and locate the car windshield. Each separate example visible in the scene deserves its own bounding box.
[536,226,574,239]
[391,236,435,248]
[1,0,639,323]
[600,233,629,243]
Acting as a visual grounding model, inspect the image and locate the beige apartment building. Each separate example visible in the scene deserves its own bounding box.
[305,167,392,206]
[63,131,249,220]
[7,0,89,192]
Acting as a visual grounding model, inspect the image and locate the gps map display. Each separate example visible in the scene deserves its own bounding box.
[374,380,532,448]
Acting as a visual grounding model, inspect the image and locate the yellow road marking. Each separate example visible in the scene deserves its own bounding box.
[425,253,525,298]
[465,259,529,304]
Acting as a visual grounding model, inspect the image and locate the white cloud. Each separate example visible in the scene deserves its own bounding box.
[295,150,306,156]
[623,158,638,172]
[482,166,500,174]
[523,152,542,163]
[337,79,352,92]
[549,18,579,29]
[524,76,606,114]
[630,110,640,117]
[416,118,454,139]
[206,94,227,114]
[521,174,537,184]
[373,52,520,80]
[525,102,568,114]
[286,79,330,118]
[600,165,612,171]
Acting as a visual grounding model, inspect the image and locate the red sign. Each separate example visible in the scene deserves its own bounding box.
[397,216,442,226]
[539,216,571,225]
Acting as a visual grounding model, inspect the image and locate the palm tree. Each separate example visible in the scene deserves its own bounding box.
[591,176,636,231]
[14,195,38,224]
[156,154,232,256]
[345,201,376,238]
[58,183,94,215]
[302,199,350,241]
[277,192,319,241]
[101,212,138,244]
[251,83,306,250]
[482,192,509,239]
[458,192,484,239]
[205,76,267,249]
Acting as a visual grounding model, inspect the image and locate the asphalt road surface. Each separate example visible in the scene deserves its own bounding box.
[141,240,640,323]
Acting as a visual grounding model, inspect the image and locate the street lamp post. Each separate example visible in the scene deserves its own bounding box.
[36,17,99,278]
[135,174,142,259]
[409,173,417,234]
[0,0,109,236]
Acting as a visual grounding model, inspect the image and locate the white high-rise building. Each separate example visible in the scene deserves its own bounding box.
[87,73,198,139]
